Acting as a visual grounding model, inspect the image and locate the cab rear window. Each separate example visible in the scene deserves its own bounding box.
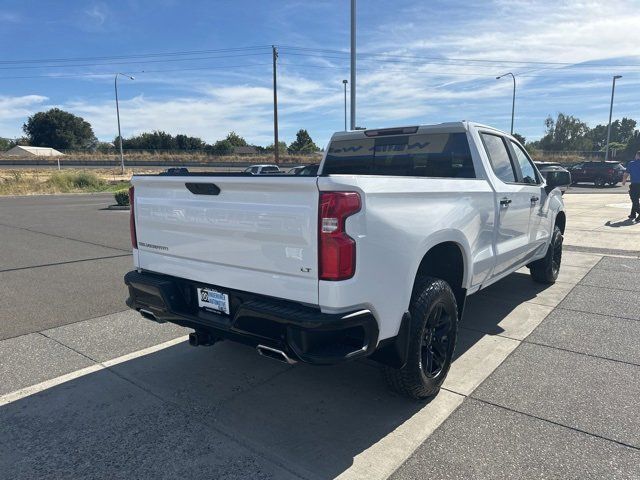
[323,132,475,178]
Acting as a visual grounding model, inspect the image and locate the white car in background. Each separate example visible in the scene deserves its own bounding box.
[243,164,281,174]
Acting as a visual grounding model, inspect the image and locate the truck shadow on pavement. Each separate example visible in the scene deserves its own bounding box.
[1,272,557,480]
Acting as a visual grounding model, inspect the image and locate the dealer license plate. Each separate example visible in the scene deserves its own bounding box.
[197,287,230,314]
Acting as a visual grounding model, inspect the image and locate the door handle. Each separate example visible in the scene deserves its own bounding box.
[500,197,512,206]
[530,196,539,203]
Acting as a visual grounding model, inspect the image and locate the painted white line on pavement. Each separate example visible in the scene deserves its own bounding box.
[102,335,189,368]
[0,335,188,407]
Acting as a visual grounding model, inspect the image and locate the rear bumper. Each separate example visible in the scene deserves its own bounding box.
[124,270,379,365]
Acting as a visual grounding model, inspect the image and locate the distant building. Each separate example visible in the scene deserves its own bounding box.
[232,145,259,155]
[2,146,64,157]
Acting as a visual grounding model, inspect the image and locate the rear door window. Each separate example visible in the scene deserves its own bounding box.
[481,133,517,183]
[323,132,475,178]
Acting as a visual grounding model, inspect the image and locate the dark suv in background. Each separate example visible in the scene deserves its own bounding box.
[567,161,625,187]
[534,162,571,193]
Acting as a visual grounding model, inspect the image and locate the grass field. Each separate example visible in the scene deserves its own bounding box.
[0,170,131,196]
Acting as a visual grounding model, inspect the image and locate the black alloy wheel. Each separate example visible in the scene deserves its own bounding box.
[420,303,453,378]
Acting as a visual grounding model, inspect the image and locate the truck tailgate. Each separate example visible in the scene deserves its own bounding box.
[132,175,320,305]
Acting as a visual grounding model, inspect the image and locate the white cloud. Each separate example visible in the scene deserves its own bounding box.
[0,95,50,138]
[84,3,109,27]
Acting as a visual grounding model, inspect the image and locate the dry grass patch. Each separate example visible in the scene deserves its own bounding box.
[0,170,129,195]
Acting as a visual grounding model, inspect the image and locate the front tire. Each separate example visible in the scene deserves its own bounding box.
[384,277,458,399]
[594,177,606,188]
[529,225,563,284]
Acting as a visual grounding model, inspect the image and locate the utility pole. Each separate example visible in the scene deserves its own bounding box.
[343,79,348,131]
[605,75,622,162]
[350,0,356,130]
[272,45,279,164]
[114,73,134,175]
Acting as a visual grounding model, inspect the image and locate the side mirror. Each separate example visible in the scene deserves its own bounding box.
[545,170,572,194]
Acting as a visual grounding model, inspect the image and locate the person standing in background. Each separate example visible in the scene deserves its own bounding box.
[622,151,640,222]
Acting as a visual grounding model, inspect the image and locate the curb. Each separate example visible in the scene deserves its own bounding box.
[106,204,130,210]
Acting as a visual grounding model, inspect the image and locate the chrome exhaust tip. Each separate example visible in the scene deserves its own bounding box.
[139,308,164,323]
[256,344,298,365]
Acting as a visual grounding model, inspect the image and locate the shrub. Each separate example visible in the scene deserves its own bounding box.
[71,171,104,189]
[47,171,105,191]
[114,189,130,206]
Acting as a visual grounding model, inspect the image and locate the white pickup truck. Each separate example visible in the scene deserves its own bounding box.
[125,122,569,399]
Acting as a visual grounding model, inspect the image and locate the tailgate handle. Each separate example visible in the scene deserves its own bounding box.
[185,183,220,195]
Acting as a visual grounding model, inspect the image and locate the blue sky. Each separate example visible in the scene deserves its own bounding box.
[1,0,639,147]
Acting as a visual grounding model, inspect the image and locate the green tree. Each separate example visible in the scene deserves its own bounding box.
[175,134,206,151]
[287,129,319,153]
[209,139,234,155]
[11,137,30,147]
[23,108,96,150]
[625,131,640,157]
[588,118,637,151]
[0,138,10,150]
[539,113,592,151]
[512,133,526,145]
[265,141,287,155]
[224,131,247,147]
[126,131,176,150]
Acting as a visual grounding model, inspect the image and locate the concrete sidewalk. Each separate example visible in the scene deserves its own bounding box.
[562,193,640,255]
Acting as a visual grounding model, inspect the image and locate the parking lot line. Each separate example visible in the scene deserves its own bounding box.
[0,335,188,407]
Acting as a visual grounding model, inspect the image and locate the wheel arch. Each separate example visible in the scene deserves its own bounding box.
[411,235,470,318]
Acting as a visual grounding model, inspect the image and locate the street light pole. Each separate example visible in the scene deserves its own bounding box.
[272,45,279,164]
[115,73,134,175]
[496,72,516,135]
[342,79,348,131]
[605,75,622,162]
[350,0,356,130]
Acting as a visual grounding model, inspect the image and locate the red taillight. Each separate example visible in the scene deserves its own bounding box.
[318,192,361,280]
[607,169,614,174]
[129,186,137,249]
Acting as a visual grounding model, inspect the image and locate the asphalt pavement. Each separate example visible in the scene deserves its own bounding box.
[1,192,639,479]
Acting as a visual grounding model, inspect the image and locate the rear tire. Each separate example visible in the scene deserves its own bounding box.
[529,225,563,284]
[384,277,458,399]
[594,177,606,188]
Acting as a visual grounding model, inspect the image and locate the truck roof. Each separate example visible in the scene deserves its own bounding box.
[329,121,503,141]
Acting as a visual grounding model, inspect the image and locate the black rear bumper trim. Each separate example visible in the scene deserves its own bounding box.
[124,270,379,365]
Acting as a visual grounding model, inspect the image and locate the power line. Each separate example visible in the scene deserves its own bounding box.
[0,46,272,65]
[0,63,273,80]
[278,62,640,81]
[279,45,640,69]
[0,52,272,71]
